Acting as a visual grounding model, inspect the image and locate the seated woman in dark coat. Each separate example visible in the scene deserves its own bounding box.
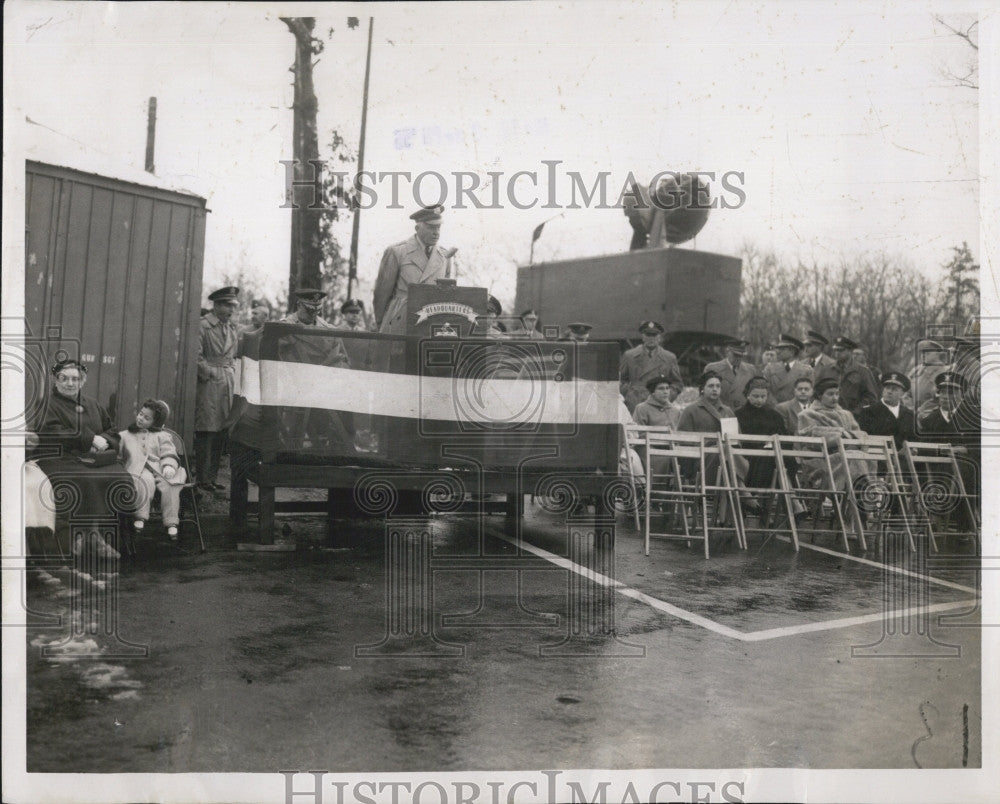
[25,359,130,532]
[735,376,805,519]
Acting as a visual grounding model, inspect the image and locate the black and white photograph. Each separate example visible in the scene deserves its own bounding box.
[2,1,998,802]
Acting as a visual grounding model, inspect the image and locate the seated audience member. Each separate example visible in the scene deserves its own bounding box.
[797,377,873,493]
[677,370,748,488]
[633,375,681,429]
[25,359,128,539]
[776,376,813,435]
[856,371,915,450]
[736,376,804,517]
[119,399,186,541]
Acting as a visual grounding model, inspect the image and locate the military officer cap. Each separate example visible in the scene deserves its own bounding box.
[567,322,593,335]
[208,286,240,303]
[645,374,674,393]
[410,205,445,223]
[487,295,503,316]
[294,288,328,302]
[638,320,665,336]
[805,330,829,346]
[724,339,748,355]
[881,371,910,391]
[340,298,364,313]
[775,333,803,351]
[935,371,964,391]
[831,336,859,351]
[250,299,270,311]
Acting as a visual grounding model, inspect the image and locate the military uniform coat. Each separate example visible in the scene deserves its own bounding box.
[619,344,683,413]
[763,359,813,404]
[856,400,915,450]
[813,358,879,416]
[195,313,239,432]
[702,358,758,411]
[802,352,837,371]
[373,235,447,334]
[278,313,351,367]
[775,398,809,436]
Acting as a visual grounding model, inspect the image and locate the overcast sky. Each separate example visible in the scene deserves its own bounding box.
[5,0,986,310]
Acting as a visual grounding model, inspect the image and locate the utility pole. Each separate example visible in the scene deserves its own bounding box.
[145,97,156,173]
[347,17,374,302]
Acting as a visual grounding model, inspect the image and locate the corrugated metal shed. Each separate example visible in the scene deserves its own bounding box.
[25,158,207,444]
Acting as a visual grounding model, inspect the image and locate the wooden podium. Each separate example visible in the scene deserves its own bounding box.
[406,280,489,337]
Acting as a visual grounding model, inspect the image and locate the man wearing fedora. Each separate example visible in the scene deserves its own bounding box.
[619,320,683,414]
[704,339,757,411]
[763,333,812,404]
[801,330,836,371]
[373,205,450,334]
[195,286,240,495]
[856,371,916,450]
[814,335,879,416]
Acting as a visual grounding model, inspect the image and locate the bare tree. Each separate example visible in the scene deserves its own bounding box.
[934,15,978,90]
[282,17,324,310]
[739,243,942,371]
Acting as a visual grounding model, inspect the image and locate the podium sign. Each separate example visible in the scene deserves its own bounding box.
[407,282,488,338]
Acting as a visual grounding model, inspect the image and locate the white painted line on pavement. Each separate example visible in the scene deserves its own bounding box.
[775,535,978,595]
[494,532,746,639]
[497,531,981,642]
[740,598,980,641]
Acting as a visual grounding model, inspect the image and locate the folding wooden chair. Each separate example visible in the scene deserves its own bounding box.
[840,435,916,552]
[900,441,979,551]
[773,435,854,552]
[723,433,801,551]
[162,428,206,552]
[623,425,674,531]
[645,432,743,558]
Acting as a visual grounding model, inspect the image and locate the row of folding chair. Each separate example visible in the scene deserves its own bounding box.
[622,426,978,558]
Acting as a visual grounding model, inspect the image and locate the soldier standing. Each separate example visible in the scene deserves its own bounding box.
[763,333,812,404]
[619,321,683,414]
[279,288,352,452]
[195,286,240,495]
[801,330,837,370]
[703,339,757,411]
[373,205,449,334]
[814,335,880,416]
[338,298,369,332]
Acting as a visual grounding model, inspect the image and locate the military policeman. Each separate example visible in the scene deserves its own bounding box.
[195,286,240,494]
[703,339,757,411]
[801,330,837,370]
[373,205,449,334]
[763,333,812,404]
[619,321,683,414]
[856,370,915,450]
[813,335,879,416]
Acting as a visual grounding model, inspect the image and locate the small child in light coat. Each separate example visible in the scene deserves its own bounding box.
[119,399,187,539]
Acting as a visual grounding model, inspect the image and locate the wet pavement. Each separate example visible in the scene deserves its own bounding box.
[23,497,981,773]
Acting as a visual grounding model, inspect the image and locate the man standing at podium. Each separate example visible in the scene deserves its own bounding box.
[373,205,449,334]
